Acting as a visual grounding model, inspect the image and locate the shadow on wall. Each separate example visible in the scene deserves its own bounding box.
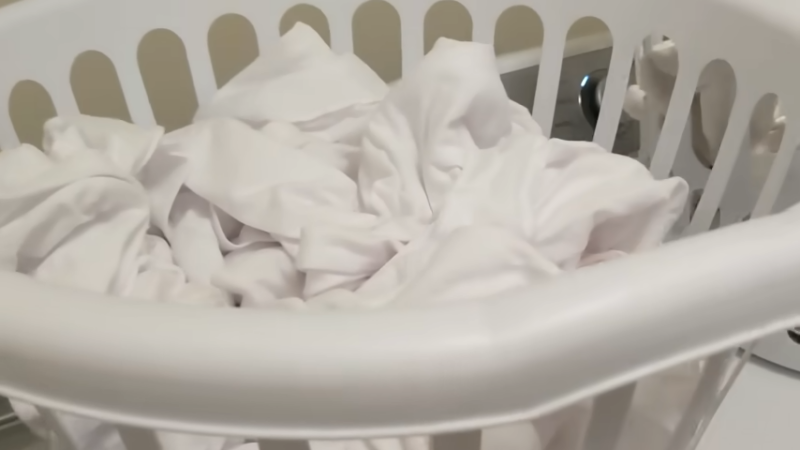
[2,0,609,146]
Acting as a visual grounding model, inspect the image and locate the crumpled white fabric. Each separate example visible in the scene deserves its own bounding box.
[0,118,237,450]
[0,22,690,450]
[195,21,388,148]
[624,39,785,173]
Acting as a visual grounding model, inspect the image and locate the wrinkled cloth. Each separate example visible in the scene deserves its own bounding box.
[190,27,687,312]
[0,122,237,450]
[624,39,785,171]
[0,23,689,450]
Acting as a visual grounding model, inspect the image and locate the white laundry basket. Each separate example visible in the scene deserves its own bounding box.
[3,0,800,449]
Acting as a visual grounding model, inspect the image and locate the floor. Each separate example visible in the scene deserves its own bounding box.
[0,425,43,450]
[0,398,42,450]
[696,357,800,450]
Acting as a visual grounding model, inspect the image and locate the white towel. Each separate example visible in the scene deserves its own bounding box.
[0,23,689,450]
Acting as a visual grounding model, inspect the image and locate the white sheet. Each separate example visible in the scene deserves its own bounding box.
[0,23,689,450]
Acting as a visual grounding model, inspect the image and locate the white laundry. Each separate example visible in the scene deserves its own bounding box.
[194,21,388,146]
[213,243,305,308]
[357,37,541,225]
[43,115,164,175]
[624,39,785,172]
[168,188,227,285]
[132,234,231,307]
[305,39,685,311]
[0,23,691,450]
[0,142,148,294]
[263,121,363,180]
[162,118,401,299]
[0,117,238,450]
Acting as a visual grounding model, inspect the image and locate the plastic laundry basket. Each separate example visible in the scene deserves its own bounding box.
[3,0,800,449]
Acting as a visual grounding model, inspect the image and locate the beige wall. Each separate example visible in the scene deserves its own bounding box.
[0,0,609,146]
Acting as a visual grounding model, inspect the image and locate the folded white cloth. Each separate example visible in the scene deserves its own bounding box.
[0,23,690,450]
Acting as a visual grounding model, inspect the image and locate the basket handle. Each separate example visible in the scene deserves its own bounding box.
[1,210,800,440]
